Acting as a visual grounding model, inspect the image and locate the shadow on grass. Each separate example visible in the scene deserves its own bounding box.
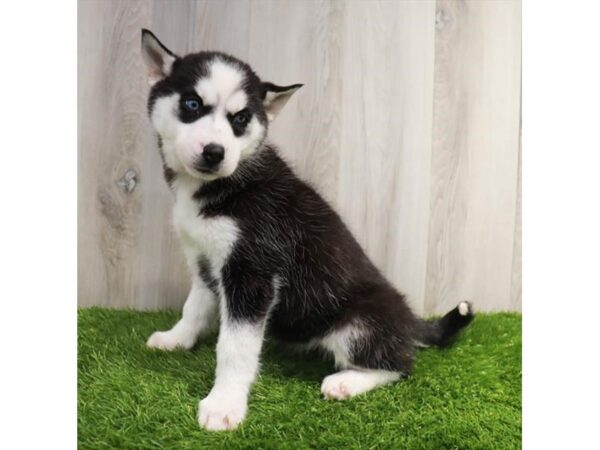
[117,330,333,400]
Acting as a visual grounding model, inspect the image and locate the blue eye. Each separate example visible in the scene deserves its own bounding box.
[183,98,200,111]
[233,111,250,125]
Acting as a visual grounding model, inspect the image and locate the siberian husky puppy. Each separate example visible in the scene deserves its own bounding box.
[141,29,474,431]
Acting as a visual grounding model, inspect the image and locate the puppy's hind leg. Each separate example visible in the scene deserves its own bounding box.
[321,369,401,400]
[318,319,407,400]
[147,277,218,351]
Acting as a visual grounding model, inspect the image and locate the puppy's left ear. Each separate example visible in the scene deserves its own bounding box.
[141,29,178,86]
[261,82,303,121]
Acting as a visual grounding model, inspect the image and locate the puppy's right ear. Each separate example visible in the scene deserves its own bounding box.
[141,29,177,86]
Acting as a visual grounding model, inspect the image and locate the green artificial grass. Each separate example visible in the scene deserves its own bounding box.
[78,308,521,450]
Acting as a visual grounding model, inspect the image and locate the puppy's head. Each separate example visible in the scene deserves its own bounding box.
[141,29,301,181]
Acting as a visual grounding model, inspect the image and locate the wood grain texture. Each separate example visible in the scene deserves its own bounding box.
[425,0,522,314]
[78,0,522,313]
[511,125,522,310]
[337,0,436,315]
[247,0,343,203]
[78,0,154,307]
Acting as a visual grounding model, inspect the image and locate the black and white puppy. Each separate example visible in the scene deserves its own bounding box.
[141,29,474,431]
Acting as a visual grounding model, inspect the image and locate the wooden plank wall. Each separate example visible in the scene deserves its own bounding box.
[78,0,522,314]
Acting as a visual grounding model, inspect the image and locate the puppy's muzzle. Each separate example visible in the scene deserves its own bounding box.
[193,143,225,173]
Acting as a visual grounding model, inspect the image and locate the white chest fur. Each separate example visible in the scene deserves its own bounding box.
[172,177,239,272]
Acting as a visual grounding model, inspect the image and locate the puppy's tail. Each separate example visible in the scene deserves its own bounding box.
[416,301,474,348]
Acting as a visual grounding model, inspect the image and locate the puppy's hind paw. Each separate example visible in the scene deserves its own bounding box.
[321,369,401,400]
[321,372,354,400]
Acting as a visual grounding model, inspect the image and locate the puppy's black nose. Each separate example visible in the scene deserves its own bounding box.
[202,143,225,166]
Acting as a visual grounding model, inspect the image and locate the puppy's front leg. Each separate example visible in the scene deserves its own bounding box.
[198,317,266,431]
[147,277,217,351]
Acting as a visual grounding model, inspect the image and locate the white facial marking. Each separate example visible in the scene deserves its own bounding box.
[151,94,179,141]
[195,61,246,112]
[195,80,218,106]
[207,60,244,101]
[225,90,248,114]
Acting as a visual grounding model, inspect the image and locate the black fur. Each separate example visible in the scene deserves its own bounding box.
[144,36,474,375]
[156,136,176,186]
[191,147,473,374]
[198,256,219,297]
[418,302,475,348]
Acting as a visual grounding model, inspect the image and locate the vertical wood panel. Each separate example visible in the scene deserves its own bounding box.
[190,0,252,56]
[78,0,153,307]
[337,0,436,314]
[247,0,343,203]
[425,0,521,314]
[511,135,522,310]
[127,1,199,310]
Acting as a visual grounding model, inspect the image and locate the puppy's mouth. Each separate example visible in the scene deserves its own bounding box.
[180,161,229,182]
[196,166,217,174]
[184,165,220,181]
[187,157,222,179]
[177,151,239,181]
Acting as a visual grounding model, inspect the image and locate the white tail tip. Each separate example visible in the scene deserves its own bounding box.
[458,301,471,316]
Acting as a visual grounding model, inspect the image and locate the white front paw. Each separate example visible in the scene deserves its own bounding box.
[146,330,194,351]
[198,392,247,431]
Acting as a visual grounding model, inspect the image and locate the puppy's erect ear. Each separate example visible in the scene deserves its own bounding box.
[141,29,177,86]
[261,82,303,122]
